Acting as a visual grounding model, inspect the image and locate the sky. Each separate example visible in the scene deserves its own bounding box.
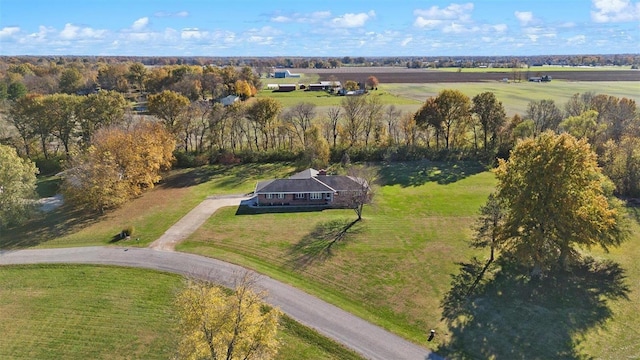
[0,0,639,57]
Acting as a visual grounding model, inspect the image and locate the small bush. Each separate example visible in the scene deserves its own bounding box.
[121,225,135,238]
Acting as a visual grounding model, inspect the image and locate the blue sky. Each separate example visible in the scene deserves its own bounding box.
[1,0,638,56]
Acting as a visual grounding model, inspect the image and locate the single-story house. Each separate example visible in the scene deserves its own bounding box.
[274,70,301,78]
[528,75,552,82]
[254,169,367,207]
[220,95,240,106]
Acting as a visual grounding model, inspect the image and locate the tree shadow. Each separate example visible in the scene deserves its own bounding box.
[159,166,229,188]
[0,205,100,249]
[438,256,629,359]
[379,160,487,187]
[287,218,362,269]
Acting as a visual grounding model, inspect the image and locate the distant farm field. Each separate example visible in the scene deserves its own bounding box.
[382,81,640,116]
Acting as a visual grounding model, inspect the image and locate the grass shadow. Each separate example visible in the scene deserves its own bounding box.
[287,218,362,269]
[159,166,230,188]
[379,160,487,187]
[438,256,630,359]
[0,205,101,249]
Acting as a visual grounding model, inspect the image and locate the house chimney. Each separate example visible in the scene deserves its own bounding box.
[318,169,327,176]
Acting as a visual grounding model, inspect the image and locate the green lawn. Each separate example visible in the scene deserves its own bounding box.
[178,161,496,349]
[256,88,421,108]
[0,264,363,360]
[176,161,640,358]
[383,81,640,116]
[1,163,297,249]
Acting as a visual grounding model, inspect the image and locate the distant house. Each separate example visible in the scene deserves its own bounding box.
[220,95,240,106]
[275,84,297,92]
[528,75,552,82]
[254,168,367,207]
[307,81,342,91]
[274,69,301,78]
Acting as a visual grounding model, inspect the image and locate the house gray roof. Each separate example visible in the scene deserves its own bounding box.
[256,178,333,193]
[255,169,364,194]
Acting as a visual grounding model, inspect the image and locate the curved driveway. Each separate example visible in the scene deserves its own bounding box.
[1,194,440,360]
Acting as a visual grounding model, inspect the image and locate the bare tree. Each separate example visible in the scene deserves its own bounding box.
[326,106,341,147]
[345,165,377,221]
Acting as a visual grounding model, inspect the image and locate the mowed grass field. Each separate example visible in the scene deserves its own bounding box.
[383,81,640,116]
[0,264,363,360]
[174,161,640,359]
[1,163,297,249]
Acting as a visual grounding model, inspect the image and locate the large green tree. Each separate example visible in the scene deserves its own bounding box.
[494,131,628,275]
[0,144,38,229]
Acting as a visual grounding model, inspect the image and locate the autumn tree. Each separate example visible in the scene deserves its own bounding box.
[61,121,175,213]
[58,67,84,94]
[42,93,81,157]
[472,92,506,151]
[76,90,128,146]
[127,62,148,92]
[147,90,191,136]
[526,99,563,136]
[0,144,38,229]
[303,124,330,169]
[470,193,505,264]
[284,102,316,148]
[602,136,640,197]
[344,80,359,91]
[175,274,281,360]
[559,110,602,143]
[365,75,379,90]
[246,98,282,150]
[8,94,43,157]
[494,131,628,276]
[324,106,341,147]
[341,95,367,146]
[415,90,472,150]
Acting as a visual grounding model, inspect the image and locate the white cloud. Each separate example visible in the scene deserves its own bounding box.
[567,34,586,45]
[332,10,375,28]
[59,23,106,40]
[414,18,442,29]
[493,24,508,32]
[270,11,332,24]
[401,37,413,46]
[271,15,291,23]
[154,11,189,18]
[591,0,640,22]
[132,17,149,31]
[515,11,534,26]
[414,3,474,21]
[0,26,20,38]
[181,28,206,40]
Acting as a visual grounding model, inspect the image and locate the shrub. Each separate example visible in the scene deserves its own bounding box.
[121,225,135,238]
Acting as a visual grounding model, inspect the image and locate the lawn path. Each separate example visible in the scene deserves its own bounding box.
[149,194,250,251]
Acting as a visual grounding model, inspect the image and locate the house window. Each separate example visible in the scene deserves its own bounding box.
[295,193,305,199]
[310,193,322,200]
[266,194,273,199]
[277,193,285,199]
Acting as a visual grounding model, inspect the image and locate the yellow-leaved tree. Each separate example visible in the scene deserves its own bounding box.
[61,120,175,213]
[175,274,281,360]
